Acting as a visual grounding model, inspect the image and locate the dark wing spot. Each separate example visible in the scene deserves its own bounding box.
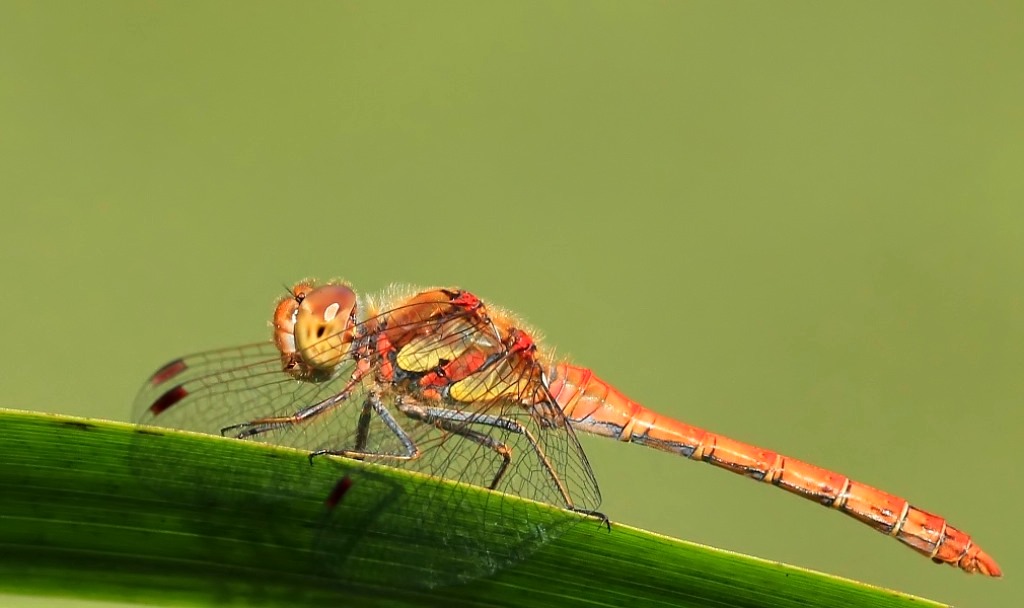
[149,385,189,416]
[149,359,188,386]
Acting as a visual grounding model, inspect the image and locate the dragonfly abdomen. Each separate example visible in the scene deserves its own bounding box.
[547,362,1000,576]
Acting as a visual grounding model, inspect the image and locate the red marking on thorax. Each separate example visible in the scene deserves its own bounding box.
[418,349,490,389]
[374,333,396,381]
[507,329,536,355]
[449,290,483,311]
[365,290,553,407]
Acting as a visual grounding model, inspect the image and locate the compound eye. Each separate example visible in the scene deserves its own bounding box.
[293,284,358,371]
[271,282,318,358]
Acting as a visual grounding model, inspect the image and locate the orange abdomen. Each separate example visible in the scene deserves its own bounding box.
[547,363,1000,576]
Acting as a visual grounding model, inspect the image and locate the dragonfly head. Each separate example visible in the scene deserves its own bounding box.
[273,282,357,376]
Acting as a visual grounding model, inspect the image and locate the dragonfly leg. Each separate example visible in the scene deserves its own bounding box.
[222,391,349,439]
[396,402,577,510]
[570,507,611,531]
[221,370,367,439]
[309,392,421,463]
[353,396,373,451]
[397,400,512,490]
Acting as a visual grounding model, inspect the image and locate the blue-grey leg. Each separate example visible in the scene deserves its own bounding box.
[395,401,576,510]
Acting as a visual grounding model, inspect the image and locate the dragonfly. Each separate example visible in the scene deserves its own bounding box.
[134,280,1001,583]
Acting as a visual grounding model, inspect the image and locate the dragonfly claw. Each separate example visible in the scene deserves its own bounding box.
[570,507,611,531]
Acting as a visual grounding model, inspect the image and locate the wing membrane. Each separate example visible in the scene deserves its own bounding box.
[131,287,601,587]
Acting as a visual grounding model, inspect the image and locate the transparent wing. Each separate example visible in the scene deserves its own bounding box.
[131,290,481,443]
[133,342,354,444]
[130,291,602,587]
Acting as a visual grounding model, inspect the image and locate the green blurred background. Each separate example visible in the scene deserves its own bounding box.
[1,2,1020,607]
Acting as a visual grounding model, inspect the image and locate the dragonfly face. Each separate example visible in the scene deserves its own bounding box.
[274,282,358,380]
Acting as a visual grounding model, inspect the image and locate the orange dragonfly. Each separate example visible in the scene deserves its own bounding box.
[134,280,1000,581]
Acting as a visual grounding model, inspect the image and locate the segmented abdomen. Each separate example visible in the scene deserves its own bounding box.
[547,363,1000,576]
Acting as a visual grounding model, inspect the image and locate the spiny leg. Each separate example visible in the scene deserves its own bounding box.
[308,392,420,463]
[353,396,373,452]
[221,369,368,439]
[397,400,512,491]
[323,397,374,463]
[222,390,350,439]
[395,402,580,511]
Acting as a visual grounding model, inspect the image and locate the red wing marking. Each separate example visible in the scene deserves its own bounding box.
[149,359,188,386]
[149,385,189,417]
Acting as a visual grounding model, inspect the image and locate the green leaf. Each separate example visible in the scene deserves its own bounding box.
[0,408,946,607]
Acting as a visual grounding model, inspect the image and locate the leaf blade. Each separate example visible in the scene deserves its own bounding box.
[0,409,948,608]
